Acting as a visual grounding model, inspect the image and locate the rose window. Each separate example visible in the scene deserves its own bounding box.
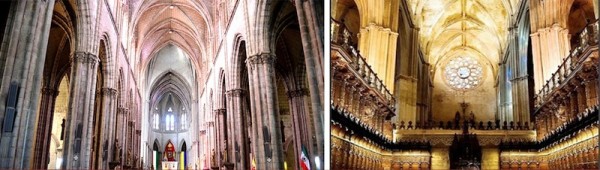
[444,56,483,90]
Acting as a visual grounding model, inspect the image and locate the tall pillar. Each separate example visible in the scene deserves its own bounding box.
[358,24,399,90]
[114,107,127,164]
[287,88,315,169]
[215,109,227,168]
[100,87,116,169]
[531,25,571,92]
[225,105,236,170]
[32,88,59,168]
[226,89,248,170]
[0,0,55,168]
[62,52,100,169]
[245,53,283,169]
[294,1,324,166]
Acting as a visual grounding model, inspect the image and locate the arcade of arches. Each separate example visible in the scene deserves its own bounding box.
[331,0,599,169]
[0,0,323,169]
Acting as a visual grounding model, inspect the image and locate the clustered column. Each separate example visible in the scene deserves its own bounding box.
[63,52,99,169]
[293,1,324,166]
[214,108,227,167]
[0,0,55,168]
[100,87,117,169]
[225,89,248,170]
[287,88,314,168]
[114,106,128,164]
[32,88,59,168]
[245,53,283,169]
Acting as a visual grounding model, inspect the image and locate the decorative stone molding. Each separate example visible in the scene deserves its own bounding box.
[117,107,128,114]
[246,53,275,65]
[286,89,308,98]
[225,89,246,97]
[214,109,226,115]
[101,87,118,96]
[72,52,99,65]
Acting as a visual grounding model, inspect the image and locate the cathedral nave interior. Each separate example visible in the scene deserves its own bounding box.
[0,0,323,169]
[331,0,599,169]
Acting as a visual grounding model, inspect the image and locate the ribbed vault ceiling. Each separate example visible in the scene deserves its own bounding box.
[131,0,213,76]
[408,0,520,74]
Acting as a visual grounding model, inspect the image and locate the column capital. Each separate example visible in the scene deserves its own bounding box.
[215,109,226,115]
[101,87,118,96]
[118,107,128,113]
[286,88,308,98]
[226,88,246,97]
[72,51,99,65]
[246,53,275,65]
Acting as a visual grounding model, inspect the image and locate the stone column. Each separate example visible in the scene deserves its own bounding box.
[215,109,226,167]
[396,26,420,125]
[287,88,313,168]
[62,52,100,169]
[530,24,571,91]
[114,107,127,164]
[32,88,59,168]
[358,24,399,90]
[208,120,216,168]
[293,1,324,167]
[226,89,248,170]
[100,87,116,169]
[245,53,283,169]
[0,0,55,169]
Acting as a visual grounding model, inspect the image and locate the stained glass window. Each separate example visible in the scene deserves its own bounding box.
[153,114,159,129]
[444,56,483,90]
[181,113,186,129]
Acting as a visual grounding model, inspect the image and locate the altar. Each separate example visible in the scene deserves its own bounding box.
[162,161,178,170]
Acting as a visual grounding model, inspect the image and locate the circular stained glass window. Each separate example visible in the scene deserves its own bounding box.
[444,56,483,90]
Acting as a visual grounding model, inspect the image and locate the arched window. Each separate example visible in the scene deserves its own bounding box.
[181,112,187,129]
[166,107,175,131]
[153,113,159,129]
[168,115,174,130]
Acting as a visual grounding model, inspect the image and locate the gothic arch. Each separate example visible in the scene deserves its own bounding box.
[227,34,248,90]
[153,139,161,152]
[32,1,79,167]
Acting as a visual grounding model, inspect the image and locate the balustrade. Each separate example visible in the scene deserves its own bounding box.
[535,20,599,108]
[331,18,396,106]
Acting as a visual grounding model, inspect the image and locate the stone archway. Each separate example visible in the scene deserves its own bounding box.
[32,0,77,168]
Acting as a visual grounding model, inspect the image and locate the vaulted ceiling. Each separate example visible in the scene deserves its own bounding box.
[131,0,213,79]
[408,0,520,74]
